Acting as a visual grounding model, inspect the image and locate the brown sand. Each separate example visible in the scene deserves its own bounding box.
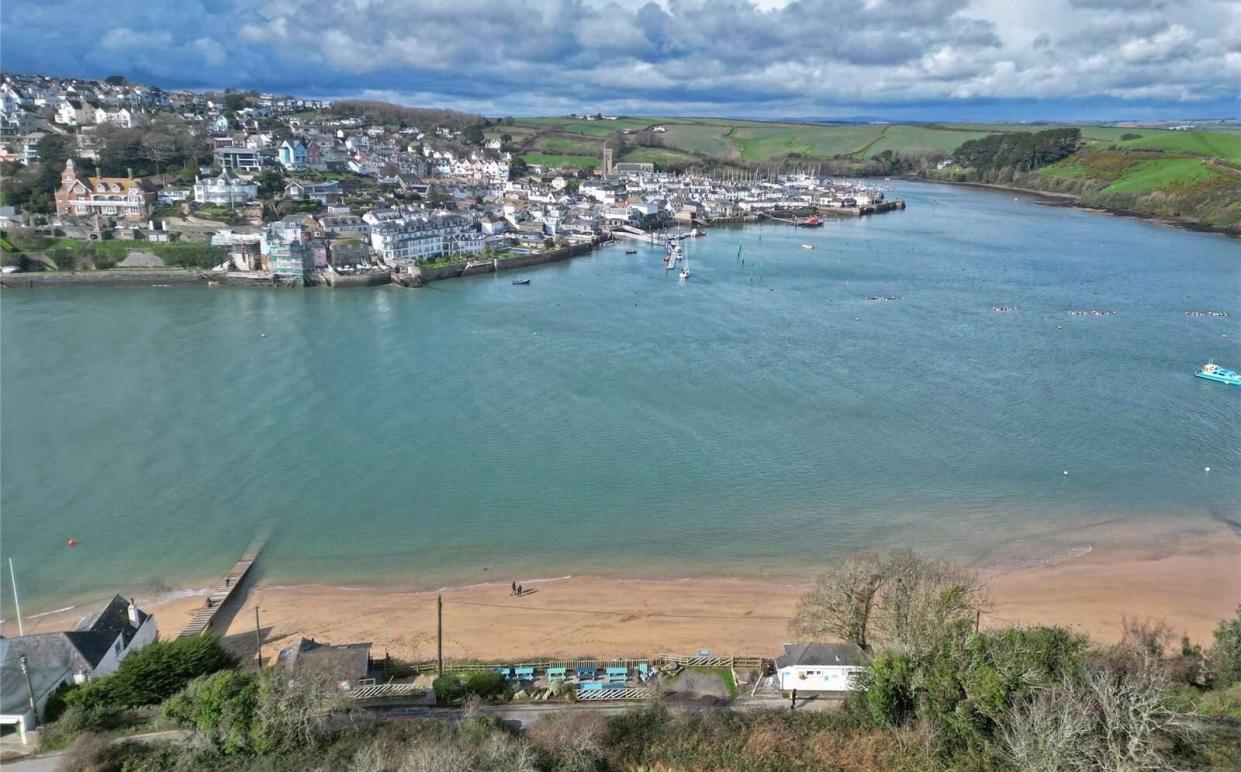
[8,521,1238,663]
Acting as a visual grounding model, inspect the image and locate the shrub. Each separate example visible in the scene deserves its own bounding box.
[432,673,465,705]
[862,651,914,726]
[37,704,125,752]
[163,670,259,754]
[66,635,237,711]
[465,671,508,700]
[41,681,78,724]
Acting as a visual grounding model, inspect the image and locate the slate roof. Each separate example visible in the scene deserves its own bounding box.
[276,638,371,684]
[0,596,151,715]
[78,594,149,649]
[0,632,104,714]
[775,642,865,669]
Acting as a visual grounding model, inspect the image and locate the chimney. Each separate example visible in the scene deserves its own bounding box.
[127,167,133,180]
[127,598,140,627]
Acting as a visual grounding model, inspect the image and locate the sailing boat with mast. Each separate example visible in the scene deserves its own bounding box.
[680,250,691,280]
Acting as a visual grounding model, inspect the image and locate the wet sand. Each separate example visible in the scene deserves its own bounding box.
[8,521,1238,663]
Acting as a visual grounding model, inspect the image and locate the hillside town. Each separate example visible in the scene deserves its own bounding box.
[1,71,896,286]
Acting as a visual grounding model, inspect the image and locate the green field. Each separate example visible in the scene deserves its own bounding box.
[530,136,601,155]
[1118,131,1241,163]
[520,153,599,169]
[619,146,699,166]
[1099,157,1217,194]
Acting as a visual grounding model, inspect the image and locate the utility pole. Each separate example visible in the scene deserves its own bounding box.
[9,558,23,636]
[254,607,263,669]
[975,609,982,634]
[436,594,443,676]
[19,656,37,722]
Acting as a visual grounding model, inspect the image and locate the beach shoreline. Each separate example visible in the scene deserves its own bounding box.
[7,518,1237,663]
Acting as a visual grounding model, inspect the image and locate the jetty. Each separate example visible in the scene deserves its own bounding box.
[177,541,264,638]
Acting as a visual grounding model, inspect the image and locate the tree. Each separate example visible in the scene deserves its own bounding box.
[872,549,986,653]
[256,168,287,198]
[462,124,485,146]
[104,75,127,86]
[1207,605,1241,686]
[790,550,984,653]
[789,552,882,650]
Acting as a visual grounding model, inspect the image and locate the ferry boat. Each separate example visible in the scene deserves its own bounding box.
[1196,362,1241,386]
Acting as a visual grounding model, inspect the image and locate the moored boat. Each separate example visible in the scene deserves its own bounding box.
[512,278,531,285]
[1196,362,1241,386]
[801,243,814,250]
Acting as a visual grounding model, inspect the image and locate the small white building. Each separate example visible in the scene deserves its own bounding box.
[775,642,865,693]
[0,596,157,743]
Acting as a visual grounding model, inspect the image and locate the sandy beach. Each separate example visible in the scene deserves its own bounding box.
[8,519,1238,663]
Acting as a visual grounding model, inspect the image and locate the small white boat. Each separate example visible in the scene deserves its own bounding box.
[801,243,814,250]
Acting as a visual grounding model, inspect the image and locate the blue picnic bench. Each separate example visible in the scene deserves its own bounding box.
[576,668,597,682]
[496,667,512,680]
[514,667,535,682]
[547,667,567,681]
[605,667,628,683]
[578,682,604,692]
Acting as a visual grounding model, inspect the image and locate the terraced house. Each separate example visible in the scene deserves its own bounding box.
[54,159,154,221]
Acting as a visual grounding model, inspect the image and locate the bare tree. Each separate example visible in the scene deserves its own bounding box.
[873,549,987,653]
[1001,661,1198,772]
[789,550,986,652]
[790,552,883,649]
[1000,678,1097,771]
[255,670,350,751]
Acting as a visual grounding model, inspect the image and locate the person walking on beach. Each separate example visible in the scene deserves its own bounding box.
[516,584,523,596]
[511,581,517,596]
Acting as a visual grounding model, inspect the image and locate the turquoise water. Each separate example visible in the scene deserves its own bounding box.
[3,182,1239,611]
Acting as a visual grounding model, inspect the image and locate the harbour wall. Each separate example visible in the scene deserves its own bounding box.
[1,269,210,288]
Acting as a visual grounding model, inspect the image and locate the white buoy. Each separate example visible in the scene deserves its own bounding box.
[1063,470,1069,476]
[1205,467,1211,472]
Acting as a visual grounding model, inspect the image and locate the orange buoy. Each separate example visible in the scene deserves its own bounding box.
[67,538,77,547]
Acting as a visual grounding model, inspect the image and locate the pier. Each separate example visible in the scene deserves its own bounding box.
[177,541,264,638]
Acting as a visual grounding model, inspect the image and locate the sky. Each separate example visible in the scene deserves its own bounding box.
[1,0,1238,121]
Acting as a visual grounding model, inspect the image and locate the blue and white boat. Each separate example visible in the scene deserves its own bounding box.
[1196,362,1241,386]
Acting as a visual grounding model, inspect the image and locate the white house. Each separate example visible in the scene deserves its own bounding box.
[774,642,865,693]
[0,596,157,743]
[194,169,259,206]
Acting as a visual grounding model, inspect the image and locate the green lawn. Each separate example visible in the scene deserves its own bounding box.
[1100,157,1218,194]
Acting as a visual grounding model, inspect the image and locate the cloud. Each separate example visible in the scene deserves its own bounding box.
[0,0,1236,118]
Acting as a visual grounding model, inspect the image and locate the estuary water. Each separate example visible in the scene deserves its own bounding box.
[3,181,1239,611]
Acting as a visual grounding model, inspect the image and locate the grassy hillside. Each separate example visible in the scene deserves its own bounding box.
[508,116,1239,232]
